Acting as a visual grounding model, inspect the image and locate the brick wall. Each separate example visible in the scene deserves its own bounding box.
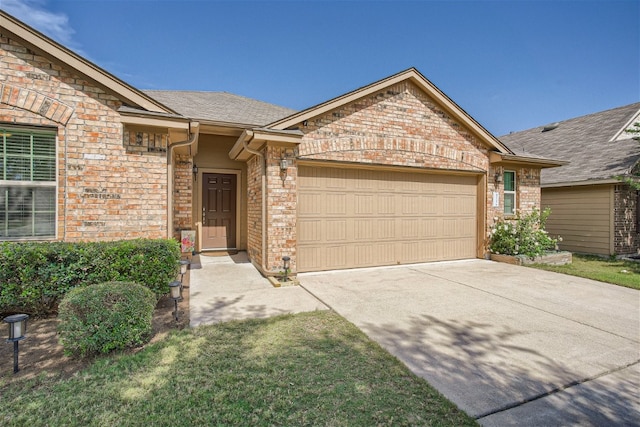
[264,146,297,273]
[247,154,263,267]
[0,32,168,241]
[614,184,639,255]
[172,154,192,238]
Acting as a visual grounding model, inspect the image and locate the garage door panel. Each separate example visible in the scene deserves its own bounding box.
[298,166,477,272]
[324,219,347,242]
[299,219,322,242]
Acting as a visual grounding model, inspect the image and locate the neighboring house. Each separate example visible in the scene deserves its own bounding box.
[0,11,563,275]
[500,103,640,256]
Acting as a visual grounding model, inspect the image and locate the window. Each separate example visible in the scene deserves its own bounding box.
[503,170,516,215]
[0,126,56,239]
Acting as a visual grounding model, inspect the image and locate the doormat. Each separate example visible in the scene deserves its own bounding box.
[199,251,239,257]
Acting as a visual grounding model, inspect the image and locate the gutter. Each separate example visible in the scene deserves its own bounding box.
[166,122,200,240]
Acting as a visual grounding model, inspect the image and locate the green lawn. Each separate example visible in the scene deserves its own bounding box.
[0,311,476,427]
[530,254,640,289]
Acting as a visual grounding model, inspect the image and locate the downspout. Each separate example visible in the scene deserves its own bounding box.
[167,122,199,240]
[242,130,269,274]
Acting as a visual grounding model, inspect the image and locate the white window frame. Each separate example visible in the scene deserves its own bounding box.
[0,125,58,240]
[503,170,516,216]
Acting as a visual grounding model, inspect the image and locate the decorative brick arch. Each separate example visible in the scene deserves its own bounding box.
[0,83,74,125]
[297,137,488,173]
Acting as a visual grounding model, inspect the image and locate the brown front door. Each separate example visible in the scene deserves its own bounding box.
[202,173,237,249]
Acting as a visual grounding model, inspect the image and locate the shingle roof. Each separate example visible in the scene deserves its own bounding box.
[142,91,297,127]
[499,103,640,185]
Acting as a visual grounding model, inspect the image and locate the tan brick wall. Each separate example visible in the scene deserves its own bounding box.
[264,146,297,273]
[0,32,168,241]
[247,154,263,267]
[614,184,639,255]
[172,154,192,239]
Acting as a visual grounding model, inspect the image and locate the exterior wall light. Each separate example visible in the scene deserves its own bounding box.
[169,281,181,321]
[4,313,28,373]
[280,158,289,172]
[192,163,198,180]
[494,171,503,183]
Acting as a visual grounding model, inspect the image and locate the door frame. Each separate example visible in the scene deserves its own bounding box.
[194,168,242,252]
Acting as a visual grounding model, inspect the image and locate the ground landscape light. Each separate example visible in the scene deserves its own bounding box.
[3,313,28,373]
[282,256,291,282]
[169,281,181,321]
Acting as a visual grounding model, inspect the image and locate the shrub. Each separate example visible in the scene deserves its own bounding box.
[57,281,156,358]
[489,208,559,258]
[0,239,180,316]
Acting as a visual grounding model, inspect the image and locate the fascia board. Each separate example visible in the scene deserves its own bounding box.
[541,179,622,188]
[490,152,568,168]
[0,11,175,114]
[120,115,190,130]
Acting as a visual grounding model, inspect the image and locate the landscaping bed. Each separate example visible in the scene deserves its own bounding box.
[491,251,572,266]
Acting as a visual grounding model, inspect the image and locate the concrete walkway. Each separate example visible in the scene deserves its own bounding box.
[189,252,327,327]
[299,259,640,426]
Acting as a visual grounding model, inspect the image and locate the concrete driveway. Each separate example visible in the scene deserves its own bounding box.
[299,259,640,426]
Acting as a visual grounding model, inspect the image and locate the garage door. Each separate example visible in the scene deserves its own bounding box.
[297,165,478,272]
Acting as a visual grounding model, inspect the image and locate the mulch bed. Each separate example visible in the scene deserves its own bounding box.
[0,272,191,385]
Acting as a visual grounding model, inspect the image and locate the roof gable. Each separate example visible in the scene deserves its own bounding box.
[0,10,174,114]
[268,67,512,154]
[500,103,640,185]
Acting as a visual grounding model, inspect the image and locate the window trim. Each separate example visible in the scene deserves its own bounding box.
[0,125,58,241]
[503,170,516,216]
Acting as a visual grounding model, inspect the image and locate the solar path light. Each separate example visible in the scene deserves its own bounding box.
[3,314,28,373]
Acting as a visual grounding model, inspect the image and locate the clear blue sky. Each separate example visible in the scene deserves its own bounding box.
[3,0,639,136]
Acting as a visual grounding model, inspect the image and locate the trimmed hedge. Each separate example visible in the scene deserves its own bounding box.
[0,239,180,316]
[57,281,156,357]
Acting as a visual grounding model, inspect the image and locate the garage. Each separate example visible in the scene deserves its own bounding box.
[297,165,479,272]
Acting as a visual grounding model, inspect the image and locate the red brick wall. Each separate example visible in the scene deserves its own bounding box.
[614,184,639,255]
[0,32,168,241]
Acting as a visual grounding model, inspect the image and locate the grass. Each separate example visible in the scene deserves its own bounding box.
[529,254,640,289]
[0,311,476,426]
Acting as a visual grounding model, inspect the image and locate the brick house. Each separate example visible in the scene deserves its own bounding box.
[1,11,563,275]
[501,103,640,256]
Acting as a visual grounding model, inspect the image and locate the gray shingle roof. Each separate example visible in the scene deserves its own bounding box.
[499,103,640,185]
[142,91,297,127]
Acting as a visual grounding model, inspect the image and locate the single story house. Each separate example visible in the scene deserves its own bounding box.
[1,10,564,275]
[500,103,640,256]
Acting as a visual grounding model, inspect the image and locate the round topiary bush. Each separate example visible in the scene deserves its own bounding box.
[58,281,156,358]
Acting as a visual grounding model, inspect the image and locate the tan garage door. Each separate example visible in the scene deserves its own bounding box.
[297,165,478,272]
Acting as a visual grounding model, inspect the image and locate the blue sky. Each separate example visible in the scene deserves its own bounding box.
[2,0,638,136]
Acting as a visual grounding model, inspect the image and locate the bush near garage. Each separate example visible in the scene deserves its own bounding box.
[0,239,180,316]
[57,281,156,357]
[489,207,559,258]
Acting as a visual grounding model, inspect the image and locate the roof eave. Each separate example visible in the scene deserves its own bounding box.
[542,178,632,188]
[490,152,568,168]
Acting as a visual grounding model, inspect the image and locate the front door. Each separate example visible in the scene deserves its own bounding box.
[202,173,237,249]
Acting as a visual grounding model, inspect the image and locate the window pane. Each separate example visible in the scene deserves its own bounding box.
[504,193,515,215]
[0,184,55,238]
[1,128,56,240]
[504,171,515,191]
